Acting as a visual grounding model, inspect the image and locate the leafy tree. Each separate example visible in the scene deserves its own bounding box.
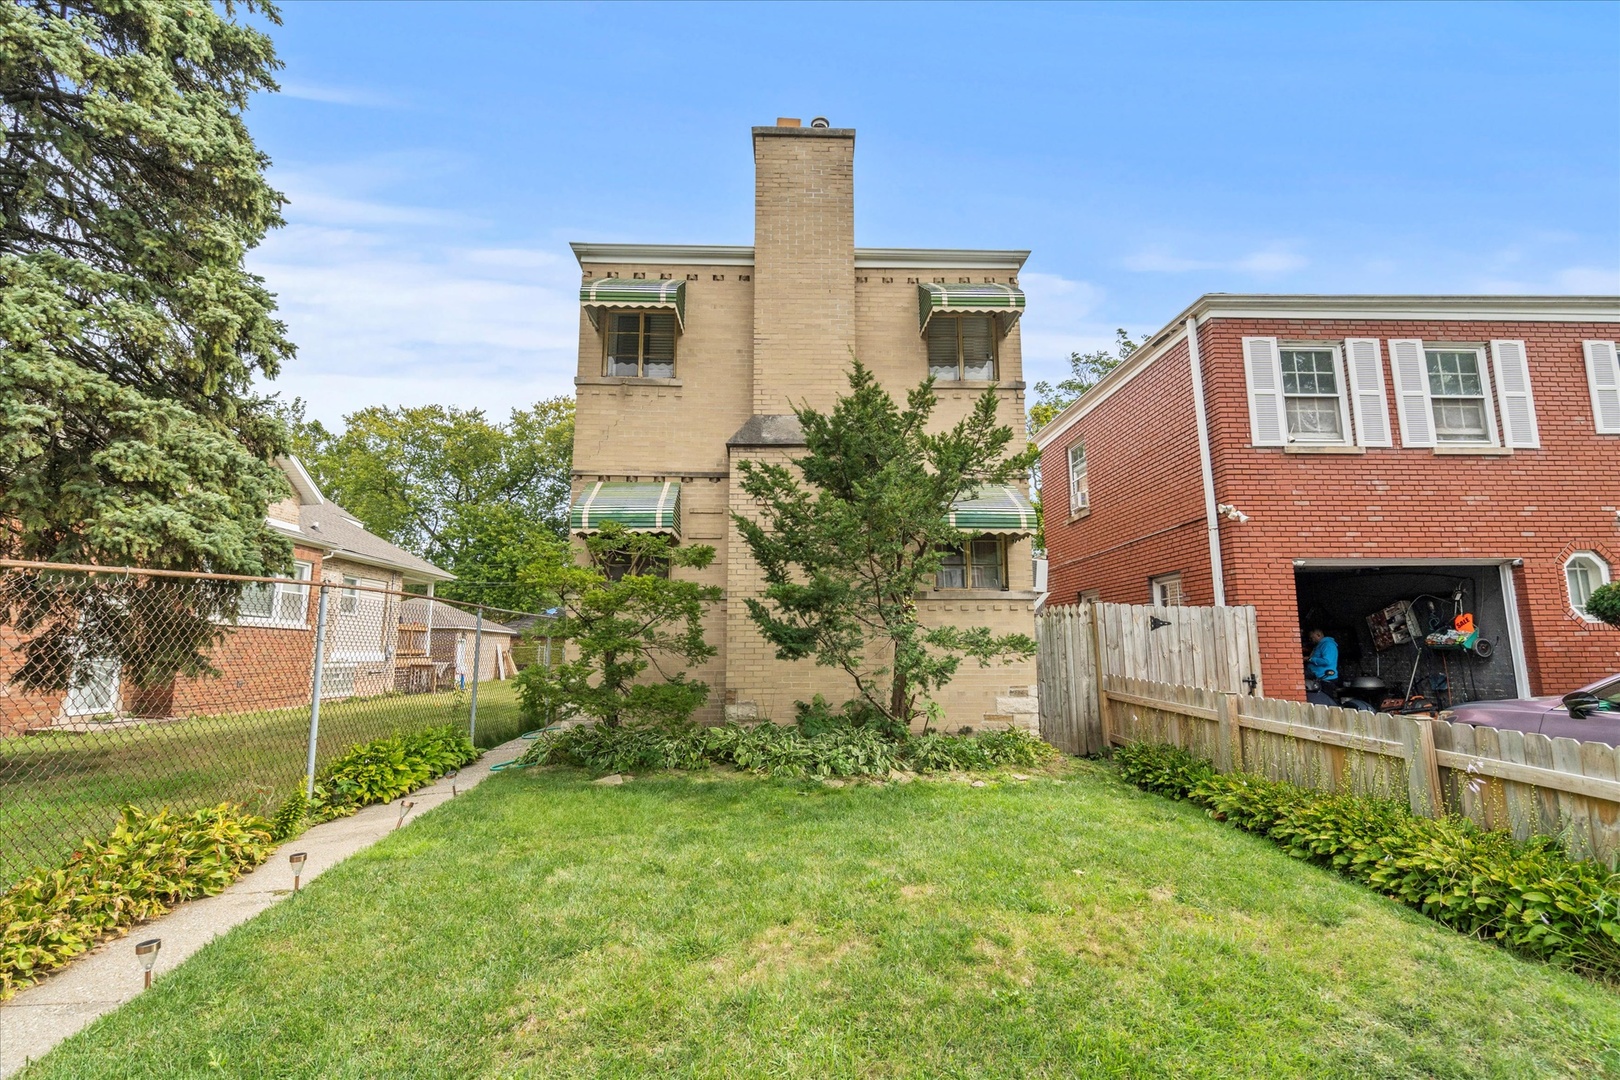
[0,1,294,688]
[514,523,720,728]
[734,362,1037,730]
[1025,328,1147,546]
[1027,328,1147,435]
[288,398,574,612]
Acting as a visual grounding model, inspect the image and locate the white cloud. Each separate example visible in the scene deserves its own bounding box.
[276,81,400,108]
[1015,271,1125,391]
[1123,245,1307,276]
[1554,266,1620,294]
[248,174,581,427]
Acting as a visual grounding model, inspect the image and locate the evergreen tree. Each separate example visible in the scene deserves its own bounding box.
[1,1,294,688]
[734,362,1036,729]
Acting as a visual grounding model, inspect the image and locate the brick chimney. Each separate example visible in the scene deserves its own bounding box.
[750,121,856,414]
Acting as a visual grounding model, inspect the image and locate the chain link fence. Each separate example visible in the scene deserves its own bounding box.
[0,562,554,889]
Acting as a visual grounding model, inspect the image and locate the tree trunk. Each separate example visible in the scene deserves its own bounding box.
[890,670,910,732]
[603,648,620,728]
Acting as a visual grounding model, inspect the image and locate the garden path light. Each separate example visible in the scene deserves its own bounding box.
[134,938,160,989]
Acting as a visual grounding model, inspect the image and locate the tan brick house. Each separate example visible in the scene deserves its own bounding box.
[568,119,1038,729]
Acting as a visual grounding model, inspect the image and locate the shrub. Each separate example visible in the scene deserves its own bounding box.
[314,725,478,823]
[0,804,273,999]
[520,721,1055,780]
[1587,582,1620,628]
[1114,741,1214,797]
[1117,742,1620,980]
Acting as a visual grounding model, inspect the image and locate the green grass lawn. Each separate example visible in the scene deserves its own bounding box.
[23,760,1619,1079]
[0,680,528,887]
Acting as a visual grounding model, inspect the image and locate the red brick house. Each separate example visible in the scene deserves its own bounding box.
[1036,295,1620,704]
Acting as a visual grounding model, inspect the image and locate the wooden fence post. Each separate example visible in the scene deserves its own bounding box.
[1091,608,1111,753]
[1401,716,1444,818]
[1218,693,1243,774]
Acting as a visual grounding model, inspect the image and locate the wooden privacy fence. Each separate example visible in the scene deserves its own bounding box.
[1037,603,1262,756]
[1102,675,1620,868]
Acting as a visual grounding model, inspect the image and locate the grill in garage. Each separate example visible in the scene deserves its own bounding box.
[1293,561,1526,709]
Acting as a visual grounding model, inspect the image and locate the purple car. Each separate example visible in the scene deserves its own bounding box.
[1440,673,1620,744]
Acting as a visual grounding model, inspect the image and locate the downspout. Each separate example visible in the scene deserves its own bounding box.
[1185,315,1226,606]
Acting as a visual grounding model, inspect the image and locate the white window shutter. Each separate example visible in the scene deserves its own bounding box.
[1489,340,1539,448]
[1387,338,1435,447]
[1343,338,1391,447]
[1242,337,1286,446]
[1585,340,1620,434]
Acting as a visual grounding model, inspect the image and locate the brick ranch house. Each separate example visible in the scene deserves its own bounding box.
[1036,295,1620,705]
[567,118,1039,730]
[1,457,452,733]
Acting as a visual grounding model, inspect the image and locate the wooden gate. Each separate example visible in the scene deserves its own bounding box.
[1036,602,1262,755]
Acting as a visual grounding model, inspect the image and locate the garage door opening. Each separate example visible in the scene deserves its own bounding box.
[1293,563,1524,709]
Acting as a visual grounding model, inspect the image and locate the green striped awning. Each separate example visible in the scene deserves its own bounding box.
[569,481,682,535]
[917,282,1025,333]
[948,485,1036,535]
[581,278,687,330]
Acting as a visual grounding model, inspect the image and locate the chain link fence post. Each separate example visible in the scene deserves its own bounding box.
[305,584,330,798]
[468,607,483,745]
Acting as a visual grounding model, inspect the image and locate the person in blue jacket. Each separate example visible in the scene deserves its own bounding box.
[1305,628,1339,683]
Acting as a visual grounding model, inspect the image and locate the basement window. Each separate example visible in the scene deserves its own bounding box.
[605,312,677,378]
[1150,573,1183,607]
[936,536,1007,590]
[927,314,997,382]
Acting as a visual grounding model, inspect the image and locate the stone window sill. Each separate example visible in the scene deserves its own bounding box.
[1433,445,1513,456]
[1068,507,1091,522]
[576,376,683,388]
[918,589,1038,602]
[932,380,1026,391]
[1284,444,1365,455]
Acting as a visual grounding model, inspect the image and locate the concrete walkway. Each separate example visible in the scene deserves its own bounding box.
[0,736,530,1078]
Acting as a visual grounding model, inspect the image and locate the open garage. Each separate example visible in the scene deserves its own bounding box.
[1292,560,1530,709]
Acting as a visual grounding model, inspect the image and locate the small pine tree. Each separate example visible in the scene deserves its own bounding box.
[734,361,1037,730]
[515,524,720,728]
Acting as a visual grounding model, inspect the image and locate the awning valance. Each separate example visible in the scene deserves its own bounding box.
[918,282,1025,333]
[581,279,686,330]
[949,485,1037,536]
[569,481,682,535]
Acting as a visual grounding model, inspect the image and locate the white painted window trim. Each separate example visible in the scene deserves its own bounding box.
[1422,343,1500,447]
[1564,551,1611,623]
[1150,572,1184,607]
[237,560,314,629]
[1277,342,1353,446]
[1067,441,1089,515]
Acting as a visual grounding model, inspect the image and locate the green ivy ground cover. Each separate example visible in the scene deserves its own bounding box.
[23,761,1620,1079]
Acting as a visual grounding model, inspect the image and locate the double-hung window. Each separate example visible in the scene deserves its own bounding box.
[936,536,1006,591]
[340,575,360,615]
[1425,349,1492,443]
[605,312,677,378]
[1067,442,1089,514]
[1242,338,1353,446]
[1279,348,1347,443]
[926,314,997,382]
[240,561,312,626]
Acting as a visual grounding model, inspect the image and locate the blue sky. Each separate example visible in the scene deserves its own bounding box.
[244,1,1620,427]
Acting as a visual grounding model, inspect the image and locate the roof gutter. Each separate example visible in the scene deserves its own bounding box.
[1184,315,1225,606]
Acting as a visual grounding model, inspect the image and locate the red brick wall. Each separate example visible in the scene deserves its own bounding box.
[1043,337,1214,607]
[1042,315,1620,701]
